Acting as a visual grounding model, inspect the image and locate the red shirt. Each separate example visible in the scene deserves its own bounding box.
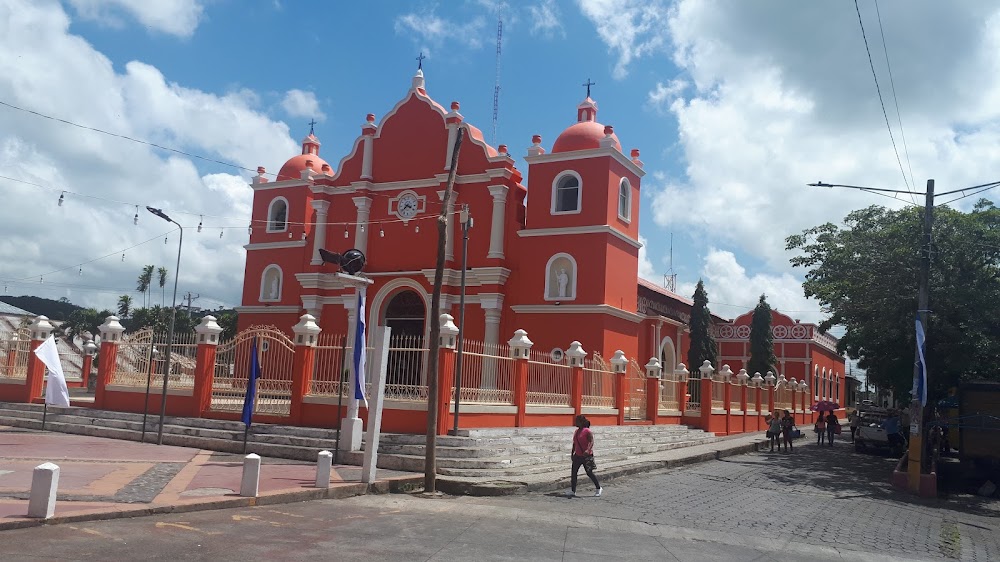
[573,427,593,456]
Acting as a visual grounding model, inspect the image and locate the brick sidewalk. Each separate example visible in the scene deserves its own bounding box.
[0,426,419,529]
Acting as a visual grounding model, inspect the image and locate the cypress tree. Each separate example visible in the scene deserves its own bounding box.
[687,279,718,374]
[747,294,779,376]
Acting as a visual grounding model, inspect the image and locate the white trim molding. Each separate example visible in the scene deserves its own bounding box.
[421,267,511,287]
[524,146,647,178]
[234,305,301,314]
[517,225,642,249]
[244,240,308,251]
[511,304,644,323]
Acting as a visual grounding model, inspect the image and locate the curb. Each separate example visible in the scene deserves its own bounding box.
[437,439,769,496]
[0,475,424,532]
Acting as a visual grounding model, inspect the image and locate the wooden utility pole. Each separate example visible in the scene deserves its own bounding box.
[907,178,934,490]
[425,127,464,493]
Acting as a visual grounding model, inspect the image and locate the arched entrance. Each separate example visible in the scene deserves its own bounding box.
[383,290,426,389]
[660,336,676,375]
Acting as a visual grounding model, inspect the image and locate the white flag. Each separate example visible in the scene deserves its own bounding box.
[34,335,70,407]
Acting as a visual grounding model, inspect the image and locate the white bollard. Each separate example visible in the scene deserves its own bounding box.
[240,453,261,497]
[27,462,60,519]
[316,450,333,488]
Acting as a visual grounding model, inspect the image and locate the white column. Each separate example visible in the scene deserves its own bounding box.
[482,307,502,389]
[361,136,374,180]
[487,185,508,259]
[311,200,330,265]
[353,196,372,254]
[445,123,458,170]
[340,292,363,452]
[362,326,391,484]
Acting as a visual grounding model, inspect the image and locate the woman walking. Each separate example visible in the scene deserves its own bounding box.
[781,410,795,452]
[814,412,827,445]
[825,411,839,446]
[567,415,601,498]
[766,412,783,452]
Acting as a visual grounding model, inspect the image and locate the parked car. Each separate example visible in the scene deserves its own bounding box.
[855,408,907,456]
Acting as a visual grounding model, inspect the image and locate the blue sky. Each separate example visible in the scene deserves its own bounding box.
[2,0,999,334]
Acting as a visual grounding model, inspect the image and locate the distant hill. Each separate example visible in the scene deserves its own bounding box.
[0,295,83,320]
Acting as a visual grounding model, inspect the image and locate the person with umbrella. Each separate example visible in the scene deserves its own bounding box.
[825,410,840,446]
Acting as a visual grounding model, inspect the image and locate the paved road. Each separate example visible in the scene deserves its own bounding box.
[1,436,996,561]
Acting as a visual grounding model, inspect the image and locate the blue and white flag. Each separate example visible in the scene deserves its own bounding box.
[241,338,262,427]
[353,288,368,406]
[914,318,928,407]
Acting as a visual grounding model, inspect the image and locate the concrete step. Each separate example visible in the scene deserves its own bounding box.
[373,432,715,458]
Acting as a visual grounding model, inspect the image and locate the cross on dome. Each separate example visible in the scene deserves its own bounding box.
[416,52,426,70]
[308,118,317,135]
[582,78,596,98]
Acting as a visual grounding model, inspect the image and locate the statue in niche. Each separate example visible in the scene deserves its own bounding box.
[556,268,569,298]
[268,276,280,300]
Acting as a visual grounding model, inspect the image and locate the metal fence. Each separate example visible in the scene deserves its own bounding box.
[311,332,349,397]
[109,328,154,386]
[455,339,514,405]
[747,385,759,412]
[384,333,428,401]
[623,359,647,420]
[526,349,571,407]
[0,330,30,381]
[582,357,615,409]
[211,326,294,416]
[687,370,702,412]
[659,372,679,411]
[711,379,725,410]
[729,383,742,412]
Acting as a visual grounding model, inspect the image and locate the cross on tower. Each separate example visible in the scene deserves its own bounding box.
[582,78,596,98]
[416,52,426,70]
[308,118,317,135]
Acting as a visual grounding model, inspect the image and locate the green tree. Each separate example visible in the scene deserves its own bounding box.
[746,294,778,376]
[687,279,718,374]
[786,201,1000,400]
[117,295,133,319]
[137,265,154,308]
[214,309,238,340]
[59,308,113,341]
[157,267,168,306]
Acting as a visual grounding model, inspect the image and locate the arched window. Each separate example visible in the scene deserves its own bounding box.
[267,197,289,232]
[618,177,631,222]
[551,172,582,214]
[544,253,577,301]
[821,367,827,399]
[260,265,282,302]
[814,365,820,398]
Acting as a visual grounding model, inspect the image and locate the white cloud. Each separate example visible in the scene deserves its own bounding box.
[528,0,564,37]
[0,0,298,310]
[637,235,659,284]
[651,1,1000,274]
[576,0,670,79]
[66,0,204,38]
[394,11,487,50]
[647,78,687,113]
[281,89,325,121]
[675,249,821,323]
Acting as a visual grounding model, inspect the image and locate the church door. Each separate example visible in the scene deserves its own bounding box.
[383,290,426,391]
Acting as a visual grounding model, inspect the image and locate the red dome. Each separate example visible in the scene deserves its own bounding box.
[277,153,329,181]
[551,121,621,153]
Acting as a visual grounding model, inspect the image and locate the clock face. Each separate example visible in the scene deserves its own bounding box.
[397,194,419,219]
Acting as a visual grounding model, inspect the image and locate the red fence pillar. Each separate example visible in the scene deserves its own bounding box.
[289,314,321,425]
[81,339,97,391]
[721,366,733,435]
[765,372,777,417]
[509,329,532,428]
[611,350,628,426]
[645,357,661,424]
[23,316,55,403]
[566,341,586,418]
[95,316,126,409]
[437,314,459,436]
[192,315,224,419]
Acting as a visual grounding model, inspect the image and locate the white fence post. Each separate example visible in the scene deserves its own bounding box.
[362,326,392,484]
[240,453,261,497]
[316,450,333,488]
[27,462,60,519]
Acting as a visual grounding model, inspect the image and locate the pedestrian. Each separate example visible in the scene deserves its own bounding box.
[766,411,783,452]
[814,411,827,445]
[781,409,794,452]
[849,411,860,443]
[825,410,839,446]
[567,414,601,498]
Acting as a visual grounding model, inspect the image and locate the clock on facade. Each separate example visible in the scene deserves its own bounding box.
[396,193,420,220]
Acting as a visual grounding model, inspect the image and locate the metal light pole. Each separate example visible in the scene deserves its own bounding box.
[452,205,472,435]
[146,206,183,446]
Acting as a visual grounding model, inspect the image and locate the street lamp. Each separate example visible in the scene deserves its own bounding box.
[452,205,472,435]
[146,206,183,446]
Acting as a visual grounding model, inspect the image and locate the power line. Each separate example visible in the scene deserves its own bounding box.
[935,181,1000,207]
[853,0,917,205]
[2,230,171,283]
[874,0,917,192]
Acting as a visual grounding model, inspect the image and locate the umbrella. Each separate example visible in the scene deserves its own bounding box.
[810,400,840,412]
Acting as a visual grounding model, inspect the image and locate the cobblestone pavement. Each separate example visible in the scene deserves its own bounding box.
[474,434,1000,561]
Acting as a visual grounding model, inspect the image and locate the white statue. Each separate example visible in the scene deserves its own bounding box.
[556,268,569,298]
[268,277,279,299]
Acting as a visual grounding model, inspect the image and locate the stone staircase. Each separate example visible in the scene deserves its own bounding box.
[0,401,720,479]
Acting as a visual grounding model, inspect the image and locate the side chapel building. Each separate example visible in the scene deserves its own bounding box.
[236,67,846,404]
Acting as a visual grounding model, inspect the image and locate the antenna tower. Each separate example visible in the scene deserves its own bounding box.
[492,1,503,145]
[664,232,677,292]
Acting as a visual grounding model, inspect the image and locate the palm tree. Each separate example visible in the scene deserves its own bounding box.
[158,267,168,306]
[117,295,133,319]
[137,265,154,308]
